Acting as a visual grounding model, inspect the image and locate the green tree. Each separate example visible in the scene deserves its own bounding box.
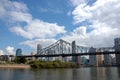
[14,57,27,64]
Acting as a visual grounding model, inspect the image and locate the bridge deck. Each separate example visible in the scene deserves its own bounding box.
[16,51,119,57]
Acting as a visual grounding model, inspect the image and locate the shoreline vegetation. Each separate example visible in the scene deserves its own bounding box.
[0,57,79,69]
[0,61,79,69]
[0,59,118,69]
[29,60,79,69]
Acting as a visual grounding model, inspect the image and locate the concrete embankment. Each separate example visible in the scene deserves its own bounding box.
[0,64,30,68]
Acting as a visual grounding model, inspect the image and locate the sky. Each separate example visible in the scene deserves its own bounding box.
[0,0,120,55]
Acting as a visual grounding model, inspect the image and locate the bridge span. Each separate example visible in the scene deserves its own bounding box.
[15,38,120,66]
[17,51,118,58]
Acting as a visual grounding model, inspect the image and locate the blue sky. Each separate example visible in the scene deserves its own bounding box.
[0,0,120,55]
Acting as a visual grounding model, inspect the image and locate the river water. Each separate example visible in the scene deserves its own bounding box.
[0,67,120,80]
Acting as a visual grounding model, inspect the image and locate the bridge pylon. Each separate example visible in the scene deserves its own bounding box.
[72,41,80,63]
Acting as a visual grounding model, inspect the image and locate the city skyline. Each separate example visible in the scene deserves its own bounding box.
[0,0,120,55]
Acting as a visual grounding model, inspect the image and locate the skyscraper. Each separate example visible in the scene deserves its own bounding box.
[37,44,42,55]
[89,47,97,66]
[72,41,78,62]
[96,49,104,66]
[114,38,120,66]
[104,54,111,66]
[96,54,103,66]
[16,48,22,56]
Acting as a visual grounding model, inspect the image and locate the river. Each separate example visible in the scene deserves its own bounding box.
[0,67,120,80]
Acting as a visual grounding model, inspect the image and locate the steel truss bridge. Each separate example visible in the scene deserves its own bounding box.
[37,39,114,55]
[16,39,115,58]
[37,39,90,55]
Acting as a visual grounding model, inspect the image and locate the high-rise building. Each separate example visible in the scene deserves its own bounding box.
[96,49,104,66]
[31,52,35,60]
[72,41,76,62]
[16,48,22,56]
[96,54,103,66]
[104,54,111,66]
[81,56,89,65]
[72,41,80,62]
[114,38,120,66]
[89,47,97,66]
[37,44,42,55]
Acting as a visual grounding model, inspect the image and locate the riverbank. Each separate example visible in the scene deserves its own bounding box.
[0,64,30,68]
[30,60,79,69]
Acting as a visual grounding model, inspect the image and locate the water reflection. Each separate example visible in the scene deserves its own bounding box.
[97,67,106,80]
[90,68,97,80]
[117,68,120,78]
[0,68,30,80]
[31,69,74,80]
[90,67,120,80]
[0,67,120,80]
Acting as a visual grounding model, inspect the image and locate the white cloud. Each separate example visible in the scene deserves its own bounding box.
[72,4,92,24]
[12,1,28,12]
[73,26,86,36]
[70,0,88,6]
[11,19,66,39]
[0,0,28,19]
[10,11,32,23]
[62,25,119,47]
[62,26,87,46]
[20,39,57,49]
[10,26,33,39]
[64,0,120,47]
[0,50,4,55]
[0,0,66,49]
[1,0,120,50]
[72,0,120,26]
[38,7,63,14]
[0,0,66,40]
[6,46,15,55]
